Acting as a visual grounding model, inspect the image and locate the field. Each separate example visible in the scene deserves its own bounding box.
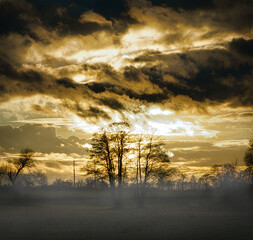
[0,189,253,240]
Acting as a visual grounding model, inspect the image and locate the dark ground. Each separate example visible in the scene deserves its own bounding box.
[0,189,253,240]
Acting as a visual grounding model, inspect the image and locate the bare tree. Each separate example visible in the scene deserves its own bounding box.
[198,173,212,190]
[151,166,177,190]
[189,175,197,190]
[199,162,239,190]
[110,122,130,207]
[212,163,238,188]
[244,139,253,167]
[0,148,35,186]
[87,124,174,208]
[243,139,253,183]
[16,172,47,188]
[52,178,72,189]
[89,122,130,208]
[81,157,107,190]
[135,135,171,208]
[91,131,115,186]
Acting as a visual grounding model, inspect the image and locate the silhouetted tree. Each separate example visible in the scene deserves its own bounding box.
[91,131,115,189]
[198,173,213,190]
[179,171,187,190]
[109,122,131,206]
[89,122,131,208]
[16,172,47,188]
[199,162,239,190]
[0,148,35,186]
[211,163,238,188]
[243,139,253,183]
[151,166,177,190]
[75,179,86,188]
[52,178,72,189]
[189,175,197,190]
[244,139,253,167]
[81,157,108,190]
[135,135,171,208]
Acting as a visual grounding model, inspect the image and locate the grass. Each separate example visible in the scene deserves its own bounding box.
[0,189,252,240]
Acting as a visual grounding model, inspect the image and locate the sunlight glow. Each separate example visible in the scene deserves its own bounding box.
[168,151,174,157]
[145,119,218,138]
[82,143,92,149]
[72,116,99,133]
[147,107,174,116]
[73,74,86,82]
[122,27,165,52]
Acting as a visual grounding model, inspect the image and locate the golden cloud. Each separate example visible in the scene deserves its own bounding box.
[79,10,112,26]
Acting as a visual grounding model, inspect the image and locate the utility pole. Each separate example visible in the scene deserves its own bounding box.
[73,159,76,188]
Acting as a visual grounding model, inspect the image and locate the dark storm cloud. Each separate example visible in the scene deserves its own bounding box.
[63,102,111,121]
[0,57,46,84]
[131,0,252,11]
[86,82,116,94]
[0,57,127,119]
[0,0,132,38]
[0,0,35,35]
[0,56,57,101]
[0,34,32,67]
[128,0,253,49]
[132,44,253,107]
[0,1,89,43]
[0,58,114,121]
[1,0,252,41]
[151,0,214,9]
[123,66,145,82]
[0,55,87,100]
[31,104,55,115]
[128,90,169,103]
[0,57,54,101]
[83,63,119,81]
[0,42,252,115]
[208,0,253,33]
[87,106,111,120]
[0,0,252,115]
[83,62,170,103]
[27,0,127,19]
[229,38,253,58]
[86,79,169,104]
[98,97,124,110]
[56,78,78,89]
[81,38,253,107]
[0,124,89,154]
[0,0,62,45]
[85,44,253,106]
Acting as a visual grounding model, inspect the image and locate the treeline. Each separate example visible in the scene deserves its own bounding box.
[0,123,252,208]
[0,163,252,191]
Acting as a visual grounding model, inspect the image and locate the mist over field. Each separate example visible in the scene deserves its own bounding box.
[0,187,253,240]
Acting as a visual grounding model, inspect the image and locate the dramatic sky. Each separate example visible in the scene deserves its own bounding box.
[0,0,252,180]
